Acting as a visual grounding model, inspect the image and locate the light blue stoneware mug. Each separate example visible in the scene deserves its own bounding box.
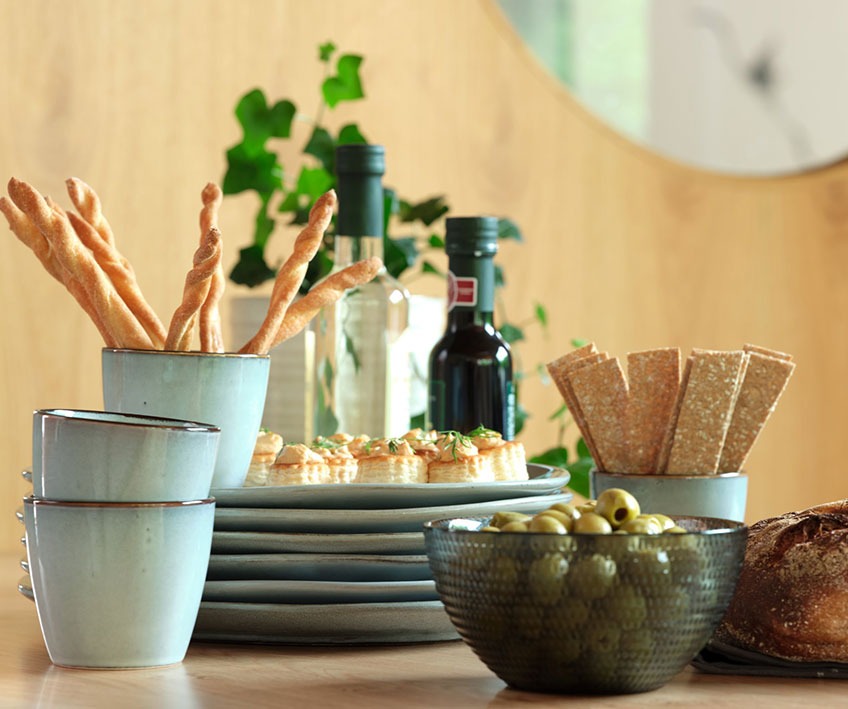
[33,409,220,502]
[101,348,271,489]
[24,497,215,669]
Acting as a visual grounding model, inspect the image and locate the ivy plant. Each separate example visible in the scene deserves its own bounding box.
[221,42,592,491]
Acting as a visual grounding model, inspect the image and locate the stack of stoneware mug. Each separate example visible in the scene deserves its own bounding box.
[22,408,220,669]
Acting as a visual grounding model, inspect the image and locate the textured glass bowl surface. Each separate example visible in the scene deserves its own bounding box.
[424,515,747,695]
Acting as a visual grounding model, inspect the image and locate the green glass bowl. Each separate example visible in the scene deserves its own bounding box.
[424,515,747,695]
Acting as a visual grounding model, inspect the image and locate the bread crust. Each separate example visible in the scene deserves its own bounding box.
[714,500,848,662]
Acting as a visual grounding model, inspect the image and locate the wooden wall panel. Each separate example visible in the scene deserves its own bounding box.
[1,0,845,551]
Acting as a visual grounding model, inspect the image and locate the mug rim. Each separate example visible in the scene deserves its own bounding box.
[102,347,270,360]
[34,408,221,434]
[591,470,747,481]
[24,496,216,508]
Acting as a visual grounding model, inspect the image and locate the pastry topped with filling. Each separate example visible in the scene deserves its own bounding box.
[468,426,528,481]
[428,432,495,483]
[356,437,428,483]
[244,430,284,487]
[267,443,330,485]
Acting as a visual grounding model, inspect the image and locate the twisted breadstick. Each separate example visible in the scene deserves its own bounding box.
[257,256,382,352]
[198,183,225,352]
[66,212,166,348]
[0,195,116,346]
[164,227,222,351]
[7,178,153,349]
[240,190,336,355]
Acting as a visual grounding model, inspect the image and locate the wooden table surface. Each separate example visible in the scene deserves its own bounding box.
[1,553,842,708]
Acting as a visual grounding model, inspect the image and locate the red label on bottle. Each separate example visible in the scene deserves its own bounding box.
[447,272,477,311]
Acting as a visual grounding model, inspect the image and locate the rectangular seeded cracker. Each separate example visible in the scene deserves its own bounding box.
[626,348,681,473]
[665,349,748,475]
[718,351,796,472]
[545,346,608,470]
[568,357,629,473]
[656,354,693,473]
[743,343,793,362]
[545,342,598,403]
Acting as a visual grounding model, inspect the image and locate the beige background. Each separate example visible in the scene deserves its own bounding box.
[0,0,845,552]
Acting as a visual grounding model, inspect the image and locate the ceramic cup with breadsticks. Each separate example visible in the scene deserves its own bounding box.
[2,177,383,488]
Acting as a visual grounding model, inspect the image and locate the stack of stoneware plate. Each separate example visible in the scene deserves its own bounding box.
[192,463,572,645]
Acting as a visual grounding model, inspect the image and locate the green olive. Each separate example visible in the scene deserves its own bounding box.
[572,512,613,535]
[576,500,597,515]
[605,585,648,630]
[528,514,569,534]
[645,513,676,531]
[569,553,617,600]
[618,517,663,535]
[527,553,569,605]
[595,488,641,529]
[490,511,532,529]
[535,509,571,526]
[547,502,581,521]
[500,520,530,533]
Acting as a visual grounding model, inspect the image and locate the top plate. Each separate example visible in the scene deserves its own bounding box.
[211,463,568,509]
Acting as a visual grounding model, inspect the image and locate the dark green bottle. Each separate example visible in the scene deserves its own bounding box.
[428,217,515,439]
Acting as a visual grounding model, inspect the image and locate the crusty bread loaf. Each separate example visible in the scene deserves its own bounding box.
[714,499,848,663]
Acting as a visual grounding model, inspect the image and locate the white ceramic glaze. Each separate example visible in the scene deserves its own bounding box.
[590,470,748,523]
[101,348,270,489]
[33,409,220,502]
[24,497,215,669]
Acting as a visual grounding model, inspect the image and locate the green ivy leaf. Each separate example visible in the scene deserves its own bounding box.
[268,99,296,138]
[319,42,336,62]
[497,217,523,242]
[277,191,302,214]
[253,200,276,249]
[384,236,418,280]
[565,456,594,498]
[222,143,283,195]
[500,323,525,344]
[338,123,368,145]
[428,234,445,249]
[296,166,335,200]
[398,196,449,226]
[322,54,365,108]
[409,411,427,430]
[229,245,276,288]
[530,446,570,468]
[534,303,548,328]
[494,264,505,288]
[576,436,592,459]
[304,126,336,174]
[421,261,443,277]
[383,188,398,238]
[234,89,271,155]
[571,338,590,348]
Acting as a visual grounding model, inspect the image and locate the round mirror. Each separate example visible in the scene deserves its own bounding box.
[496,0,848,176]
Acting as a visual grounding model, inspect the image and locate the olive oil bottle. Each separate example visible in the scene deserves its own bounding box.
[313,144,411,438]
[428,217,515,439]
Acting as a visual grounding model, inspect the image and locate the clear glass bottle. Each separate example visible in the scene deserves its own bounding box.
[428,216,515,439]
[313,144,411,438]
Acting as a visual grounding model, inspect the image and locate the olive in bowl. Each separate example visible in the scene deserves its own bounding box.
[423,500,747,695]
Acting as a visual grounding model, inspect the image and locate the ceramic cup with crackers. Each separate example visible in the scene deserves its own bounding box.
[24,496,214,668]
[33,408,220,502]
[590,470,749,522]
[101,348,271,489]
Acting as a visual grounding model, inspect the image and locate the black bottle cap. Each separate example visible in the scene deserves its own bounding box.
[445,216,499,256]
[335,144,385,176]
